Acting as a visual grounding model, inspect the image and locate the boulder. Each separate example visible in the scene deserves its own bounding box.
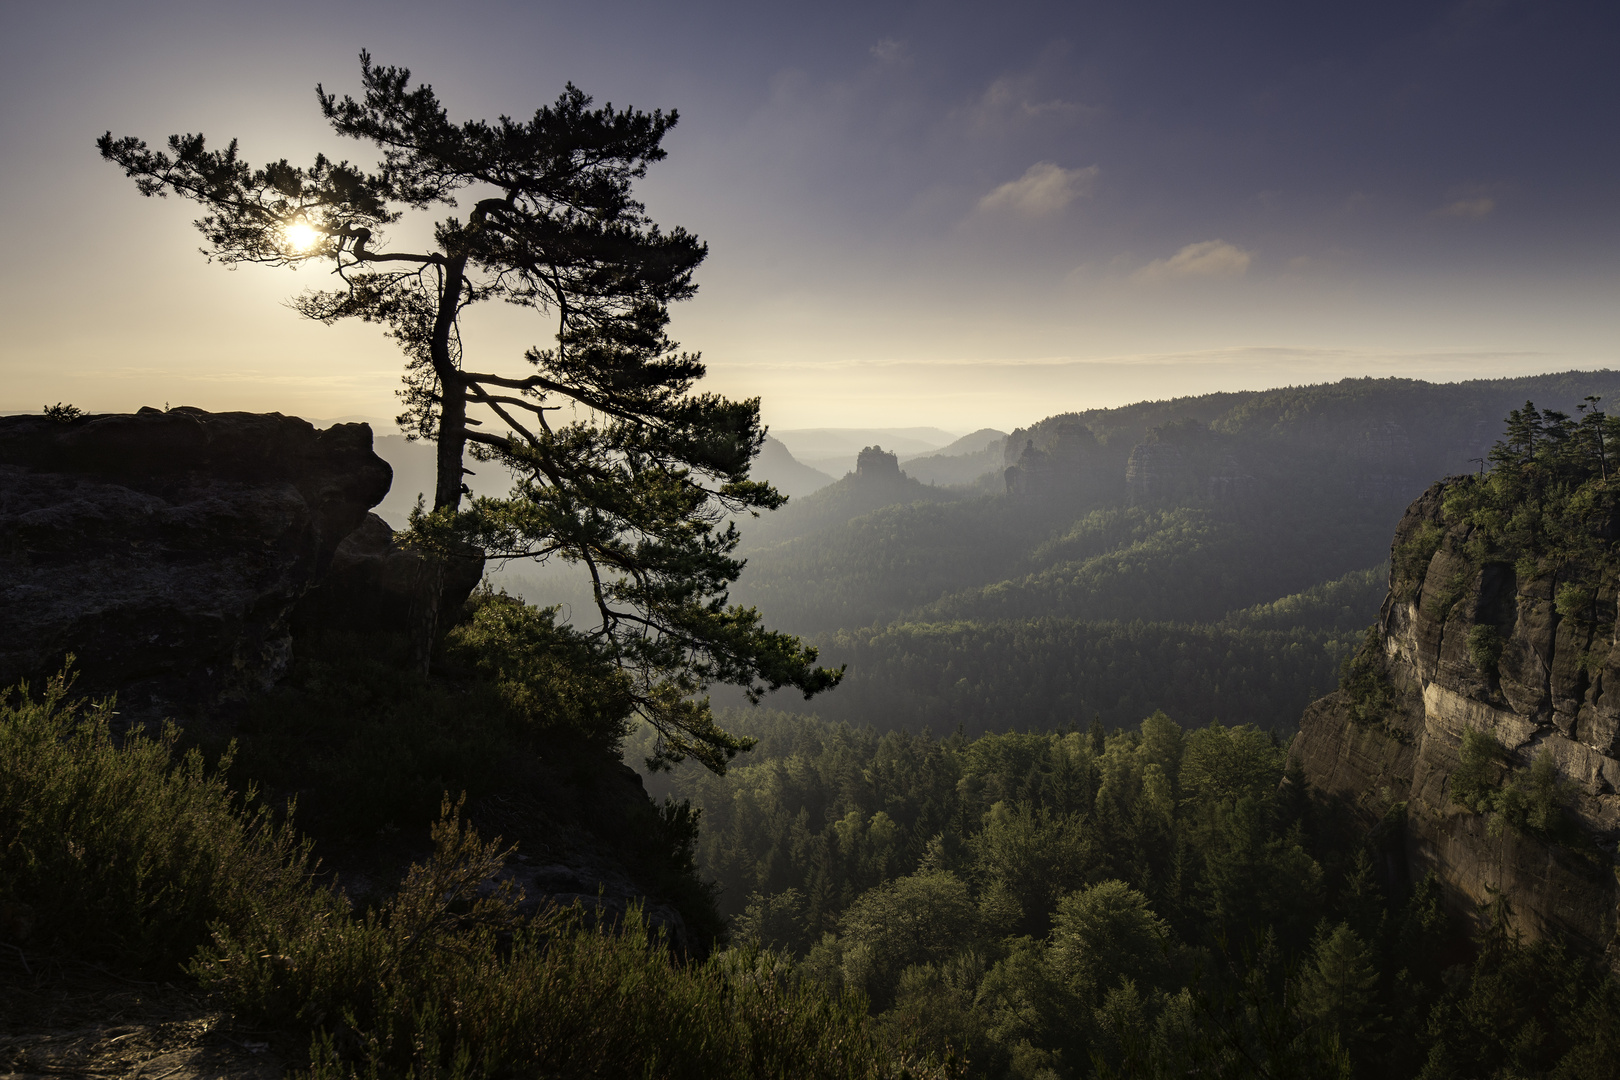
[0,407,391,717]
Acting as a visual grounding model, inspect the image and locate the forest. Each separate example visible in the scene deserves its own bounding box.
[632,707,1619,1079]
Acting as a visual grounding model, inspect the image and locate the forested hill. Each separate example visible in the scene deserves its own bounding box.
[727,372,1620,735]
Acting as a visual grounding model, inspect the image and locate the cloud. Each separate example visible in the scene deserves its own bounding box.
[870,38,905,62]
[958,76,1102,135]
[1130,240,1254,283]
[1437,195,1495,219]
[977,162,1099,216]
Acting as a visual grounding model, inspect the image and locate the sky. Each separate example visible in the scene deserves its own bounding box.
[2,0,1617,433]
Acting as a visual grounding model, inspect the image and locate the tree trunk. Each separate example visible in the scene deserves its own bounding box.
[431,257,470,513]
[409,257,469,674]
[435,368,468,511]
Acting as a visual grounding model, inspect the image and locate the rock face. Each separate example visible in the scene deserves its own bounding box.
[1290,480,1620,957]
[291,512,485,639]
[855,445,901,480]
[0,407,391,716]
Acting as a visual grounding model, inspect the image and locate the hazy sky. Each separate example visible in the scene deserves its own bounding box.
[2,0,1616,432]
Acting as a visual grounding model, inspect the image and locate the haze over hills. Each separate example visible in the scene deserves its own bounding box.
[728,371,1620,734]
[771,426,961,477]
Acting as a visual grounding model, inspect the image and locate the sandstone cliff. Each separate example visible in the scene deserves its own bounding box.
[0,405,707,951]
[0,407,391,717]
[1290,479,1620,957]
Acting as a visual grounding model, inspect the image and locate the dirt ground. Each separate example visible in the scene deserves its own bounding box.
[0,948,294,1080]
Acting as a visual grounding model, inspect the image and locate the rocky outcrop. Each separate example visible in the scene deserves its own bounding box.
[291,512,485,638]
[0,407,391,717]
[1124,440,1191,501]
[855,445,902,480]
[1006,422,1117,500]
[1290,480,1620,957]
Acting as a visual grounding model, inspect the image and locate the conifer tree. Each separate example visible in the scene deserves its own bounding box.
[98,53,839,770]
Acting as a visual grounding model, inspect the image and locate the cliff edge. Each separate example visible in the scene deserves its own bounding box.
[1290,478,1620,958]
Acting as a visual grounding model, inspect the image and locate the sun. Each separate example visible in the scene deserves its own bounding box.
[285,221,319,252]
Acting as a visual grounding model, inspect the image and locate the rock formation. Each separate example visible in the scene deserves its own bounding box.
[291,512,485,639]
[855,445,901,480]
[0,406,699,948]
[1005,422,1116,500]
[0,407,392,717]
[1123,418,1254,505]
[1290,480,1620,957]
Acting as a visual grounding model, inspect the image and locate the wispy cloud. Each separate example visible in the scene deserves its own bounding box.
[1131,240,1254,283]
[1436,195,1495,219]
[977,162,1098,216]
[869,38,905,63]
[957,75,1102,135]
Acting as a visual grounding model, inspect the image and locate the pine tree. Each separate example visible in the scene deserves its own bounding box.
[99,53,839,769]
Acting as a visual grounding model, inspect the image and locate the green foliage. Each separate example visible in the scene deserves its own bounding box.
[1393,522,1445,601]
[1339,627,1405,739]
[1443,400,1620,582]
[972,801,1097,937]
[199,799,954,1080]
[440,588,636,754]
[1450,728,1506,814]
[648,704,1620,1078]
[1449,730,1582,847]
[1048,880,1171,1004]
[1,674,948,1078]
[222,631,540,839]
[41,401,82,422]
[1416,906,1616,1080]
[103,52,840,777]
[1178,722,1284,809]
[0,667,325,972]
[837,870,981,1010]
[1467,625,1505,673]
[1555,581,1596,622]
[1295,922,1384,1060]
[807,614,1361,738]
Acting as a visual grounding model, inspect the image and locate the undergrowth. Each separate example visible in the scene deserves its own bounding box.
[0,670,952,1079]
[0,666,324,972]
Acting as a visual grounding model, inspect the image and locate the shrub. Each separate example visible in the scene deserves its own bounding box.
[1392,522,1445,601]
[224,633,529,839]
[201,799,951,1080]
[0,667,328,972]
[1339,628,1407,741]
[1467,625,1505,673]
[1555,582,1595,623]
[1450,730,1581,846]
[1449,728,1503,814]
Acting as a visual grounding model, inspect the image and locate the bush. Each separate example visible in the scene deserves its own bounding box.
[1392,523,1445,601]
[1467,625,1505,673]
[1449,728,1504,814]
[1450,730,1581,846]
[202,799,952,1080]
[223,633,530,840]
[0,667,328,972]
[1,671,945,1078]
[1339,627,1406,741]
